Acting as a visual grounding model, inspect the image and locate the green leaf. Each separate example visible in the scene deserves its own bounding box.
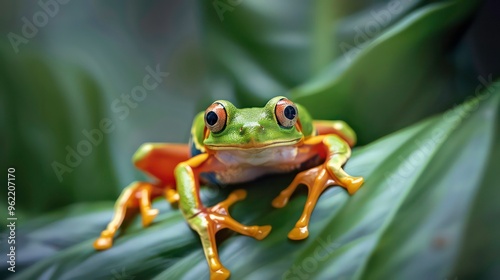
[202,0,483,144]
[0,50,119,216]
[0,0,487,216]
[1,1,497,279]
[8,89,499,280]
[292,0,482,144]
[202,0,427,104]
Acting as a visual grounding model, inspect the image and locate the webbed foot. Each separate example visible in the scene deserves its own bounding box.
[189,189,272,279]
[94,182,162,251]
[273,165,363,240]
[94,230,114,250]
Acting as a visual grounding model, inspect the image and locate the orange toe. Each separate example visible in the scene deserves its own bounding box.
[288,226,309,240]
[93,236,113,250]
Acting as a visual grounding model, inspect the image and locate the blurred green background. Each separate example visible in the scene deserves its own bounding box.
[0,0,499,279]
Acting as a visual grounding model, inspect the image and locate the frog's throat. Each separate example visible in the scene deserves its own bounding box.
[205,138,303,151]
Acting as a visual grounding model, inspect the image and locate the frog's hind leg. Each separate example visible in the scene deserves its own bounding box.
[94,143,191,251]
[133,143,191,207]
[313,120,357,147]
[94,181,163,250]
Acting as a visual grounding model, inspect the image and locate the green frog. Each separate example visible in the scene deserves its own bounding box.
[94,96,364,280]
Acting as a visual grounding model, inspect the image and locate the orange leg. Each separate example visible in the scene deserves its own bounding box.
[94,143,190,250]
[94,181,163,250]
[133,142,191,187]
[273,135,364,240]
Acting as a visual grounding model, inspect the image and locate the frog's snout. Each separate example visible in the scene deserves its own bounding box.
[239,123,265,136]
[238,123,266,145]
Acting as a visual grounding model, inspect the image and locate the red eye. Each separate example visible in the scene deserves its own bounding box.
[275,98,298,128]
[205,102,227,133]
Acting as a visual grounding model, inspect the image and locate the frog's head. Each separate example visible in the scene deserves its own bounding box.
[202,96,312,150]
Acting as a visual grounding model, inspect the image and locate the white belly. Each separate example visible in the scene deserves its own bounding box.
[212,146,301,184]
[215,146,298,166]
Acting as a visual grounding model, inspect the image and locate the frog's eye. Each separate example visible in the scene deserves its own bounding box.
[205,102,227,133]
[275,98,298,128]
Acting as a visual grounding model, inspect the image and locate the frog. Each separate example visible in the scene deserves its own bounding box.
[93,96,364,280]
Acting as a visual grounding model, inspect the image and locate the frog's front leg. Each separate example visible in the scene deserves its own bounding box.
[175,154,272,280]
[272,135,364,240]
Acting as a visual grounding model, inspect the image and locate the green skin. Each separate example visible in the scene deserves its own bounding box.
[193,97,314,149]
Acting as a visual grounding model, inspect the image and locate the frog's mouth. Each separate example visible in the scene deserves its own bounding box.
[205,138,302,151]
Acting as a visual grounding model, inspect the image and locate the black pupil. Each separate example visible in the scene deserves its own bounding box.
[206,111,218,126]
[284,106,296,120]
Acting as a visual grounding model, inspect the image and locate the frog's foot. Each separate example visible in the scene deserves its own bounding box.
[94,182,162,250]
[283,166,335,240]
[140,187,159,227]
[141,208,159,227]
[273,165,346,240]
[189,189,272,280]
[94,229,114,250]
[340,176,364,195]
[165,188,180,208]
